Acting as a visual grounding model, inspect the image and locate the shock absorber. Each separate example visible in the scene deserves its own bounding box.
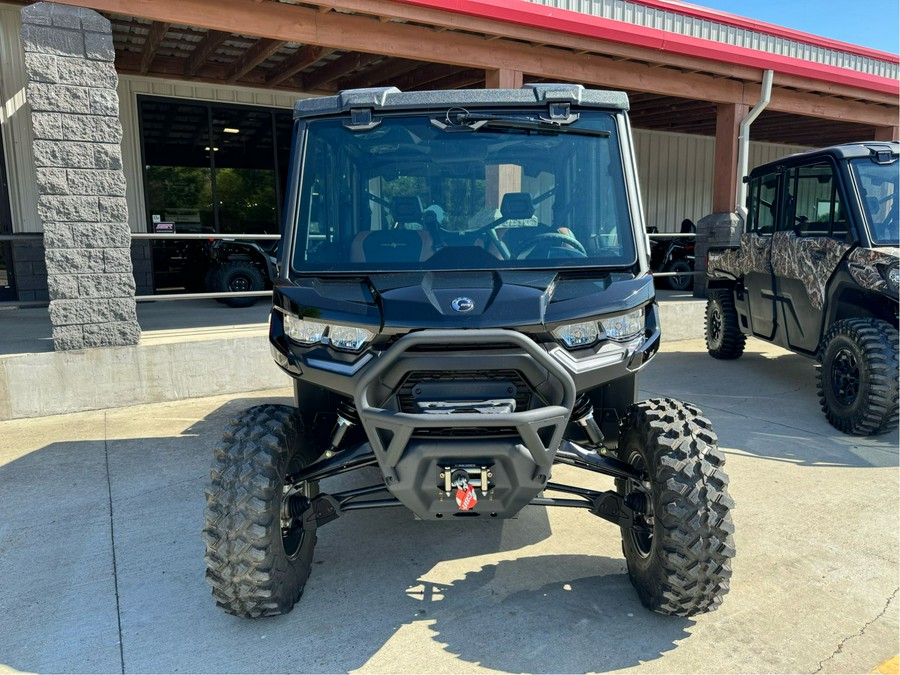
[324,400,360,458]
[571,395,605,450]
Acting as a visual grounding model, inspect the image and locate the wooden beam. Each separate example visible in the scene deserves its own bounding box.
[873,125,899,141]
[226,38,286,82]
[265,45,332,87]
[301,52,382,91]
[140,21,169,74]
[713,102,747,213]
[258,0,768,82]
[184,29,230,77]
[485,68,522,89]
[53,0,898,127]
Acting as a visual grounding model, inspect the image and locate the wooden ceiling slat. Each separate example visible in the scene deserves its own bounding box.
[184,29,230,77]
[226,38,287,82]
[411,70,484,90]
[384,63,467,91]
[338,58,425,89]
[265,45,334,87]
[301,52,383,91]
[139,21,170,73]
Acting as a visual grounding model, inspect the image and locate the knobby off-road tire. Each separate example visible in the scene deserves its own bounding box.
[705,290,746,359]
[817,318,899,436]
[209,261,265,308]
[203,404,319,618]
[616,398,735,617]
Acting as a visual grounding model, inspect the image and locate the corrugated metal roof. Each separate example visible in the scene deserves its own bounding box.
[528,0,898,80]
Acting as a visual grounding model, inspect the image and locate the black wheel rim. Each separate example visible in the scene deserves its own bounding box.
[229,274,252,293]
[831,347,860,406]
[671,264,691,289]
[281,484,309,560]
[626,451,654,558]
[709,306,722,344]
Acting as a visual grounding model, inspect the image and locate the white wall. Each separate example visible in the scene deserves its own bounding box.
[634,128,807,232]
[0,3,39,233]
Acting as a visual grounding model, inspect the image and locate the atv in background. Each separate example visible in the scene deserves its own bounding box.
[203,84,735,621]
[149,229,277,308]
[649,218,696,291]
[706,141,899,436]
[205,237,278,308]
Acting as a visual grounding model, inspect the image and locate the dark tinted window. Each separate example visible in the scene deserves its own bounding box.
[291,112,635,273]
[747,174,777,235]
[784,162,847,238]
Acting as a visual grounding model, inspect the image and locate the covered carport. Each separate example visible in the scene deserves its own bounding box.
[68,0,900,212]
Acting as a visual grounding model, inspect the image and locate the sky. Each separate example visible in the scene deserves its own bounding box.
[686,0,900,54]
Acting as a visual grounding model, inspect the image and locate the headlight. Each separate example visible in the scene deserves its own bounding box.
[283,315,327,344]
[601,308,645,341]
[328,324,375,351]
[552,321,600,349]
[282,313,374,352]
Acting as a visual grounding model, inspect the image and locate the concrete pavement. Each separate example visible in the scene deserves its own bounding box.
[0,337,897,674]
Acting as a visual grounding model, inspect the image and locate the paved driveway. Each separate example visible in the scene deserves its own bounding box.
[0,338,897,674]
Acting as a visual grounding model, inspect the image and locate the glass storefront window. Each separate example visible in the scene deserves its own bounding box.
[141,100,215,233]
[139,97,294,235]
[139,97,294,291]
[211,107,278,235]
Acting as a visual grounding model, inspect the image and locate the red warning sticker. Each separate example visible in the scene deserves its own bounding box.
[455,484,478,511]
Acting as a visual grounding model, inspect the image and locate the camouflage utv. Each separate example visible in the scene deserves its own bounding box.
[706,142,899,436]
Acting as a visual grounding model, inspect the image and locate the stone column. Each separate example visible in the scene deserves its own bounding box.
[21,2,139,350]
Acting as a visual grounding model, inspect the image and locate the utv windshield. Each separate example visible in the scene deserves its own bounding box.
[291,112,635,273]
[851,157,899,246]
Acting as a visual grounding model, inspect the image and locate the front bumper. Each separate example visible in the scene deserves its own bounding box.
[353,329,576,519]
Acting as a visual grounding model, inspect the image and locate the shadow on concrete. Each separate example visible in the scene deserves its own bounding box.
[643,344,899,469]
[0,395,692,674]
[420,554,691,673]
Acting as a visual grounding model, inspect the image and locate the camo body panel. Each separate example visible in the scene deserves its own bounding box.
[847,246,900,293]
[708,233,772,278]
[770,233,851,310]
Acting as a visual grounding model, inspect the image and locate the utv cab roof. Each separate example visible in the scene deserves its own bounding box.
[748,141,899,178]
[293,84,630,119]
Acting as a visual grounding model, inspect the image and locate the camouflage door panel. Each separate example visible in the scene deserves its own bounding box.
[770,232,851,310]
[708,233,773,278]
[847,247,900,293]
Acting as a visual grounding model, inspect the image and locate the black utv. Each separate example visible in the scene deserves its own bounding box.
[203,85,735,620]
[706,142,899,436]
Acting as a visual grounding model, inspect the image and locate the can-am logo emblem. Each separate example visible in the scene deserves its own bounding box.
[451,297,475,312]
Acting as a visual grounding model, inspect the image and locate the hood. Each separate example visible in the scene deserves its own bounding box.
[276,271,654,332]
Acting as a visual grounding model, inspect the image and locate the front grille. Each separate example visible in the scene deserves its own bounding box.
[412,427,518,438]
[405,342,520,353]
[397,369,532,413]
[397,369,533,438]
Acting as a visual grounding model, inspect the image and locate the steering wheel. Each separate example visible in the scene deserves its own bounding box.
[512,231,587,259]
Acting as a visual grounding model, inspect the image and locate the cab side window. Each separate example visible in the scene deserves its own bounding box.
[783,162,847,238]
[747,174,777,235]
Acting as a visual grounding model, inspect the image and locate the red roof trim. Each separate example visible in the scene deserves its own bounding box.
[641,0,898,62]
[391,0,900,96]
